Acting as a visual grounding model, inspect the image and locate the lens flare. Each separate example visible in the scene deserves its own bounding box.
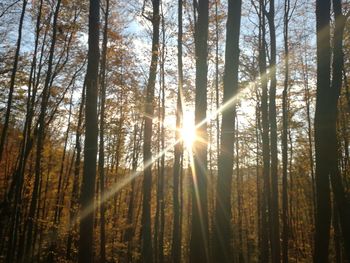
[180,111,196,149]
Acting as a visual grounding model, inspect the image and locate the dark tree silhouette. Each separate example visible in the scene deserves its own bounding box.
[190,0,210,262]
[213,0,242,262]
[141,1,160,262]
[78,0,100,261]
[314,0,332,262]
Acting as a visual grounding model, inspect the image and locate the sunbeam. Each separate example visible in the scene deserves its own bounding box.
[75,74,262,226]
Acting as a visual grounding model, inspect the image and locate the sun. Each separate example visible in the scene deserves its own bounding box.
[180,112,197,149]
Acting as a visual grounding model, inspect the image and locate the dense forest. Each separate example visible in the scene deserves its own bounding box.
[0,0,350,262]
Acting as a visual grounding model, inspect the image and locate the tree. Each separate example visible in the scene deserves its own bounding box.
[266,1,281,261]
[258,0,270,261]
[0,0,27,163]
[98,0,110,262]
[314,0,332,261]
[190,0,209,262]
[213,0,242,262]
[172,1,183,262]
[282,0,292,262]
[141,1,160,262]
[78,0,100,261]
[24,0,62,259]
[329,0,350,258]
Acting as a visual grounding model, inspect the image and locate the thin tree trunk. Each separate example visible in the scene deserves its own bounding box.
[236,118,244,263]
[78,0,100,261]
[158,7,166,262]
[266,1,280,261]
[215,0,220,178]
[141,1,160,262]
[98,0,109,261]
[171,1,183,262]
[302,52,316,218]
[66,80,85,261]
[125,121,143,262]
[258,1,270,262]
[0,0,27,162]
[24,0,62,259]
[282,1,290,262]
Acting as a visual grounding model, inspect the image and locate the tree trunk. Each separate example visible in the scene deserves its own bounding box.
[212,0,241,262]
[329,0,350,257]
[141,1,160,262]
[171,1,183,262]
[98,0,109,261]
[258,1,270,261]
[190,0,210,262]
[159,7,166,262]
[0,0,27,162]
[266,1,280,261]
[314,0,331,262]
[78,0,100,261]
[282,1,290,262]
[24,0,62,259]
[66,80,85,261]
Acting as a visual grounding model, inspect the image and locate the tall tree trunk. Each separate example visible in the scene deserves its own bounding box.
[0,0,27,162]
[314,0,331,262]
[159,7,166,262]
[212,0,241,262]
[302,50,316,218]
[125,121,143,262]
[190,0,210,262]
[258,1,270,262]
[329,0,350,257]
[141,1,160,262]
[236,118,244,263]
[54,91,74,225]
[282,1,290,262]
[171,1,183,262]
[98,0,109,261]
[24,0,62,259]
[0,0,41,258]
[66,80,85,261]
[266,1,280,261]
[78,0,100,261]
[214,0,220,179]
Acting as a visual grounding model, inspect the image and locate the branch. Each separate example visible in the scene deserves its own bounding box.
[0,0,21,19]
[141,0,152,22]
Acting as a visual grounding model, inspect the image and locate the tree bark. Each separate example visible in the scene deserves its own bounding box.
[24,0,61,259]
[0,0,27,162]
[282,1,290,262]
[189,0,210,262]
[212,0,241,262]
[266,1,280,261]
[78,0,100,261]
[171,1,183,262]
[98,0,109,261]
[329,0,350,258]
[258,1,270,262]
[314,0,332,262]
[141,1,160,262]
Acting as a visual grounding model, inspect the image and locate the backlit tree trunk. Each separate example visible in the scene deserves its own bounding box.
[78,0,100,261]
[314,0,331,262]
[213,0,242,262]
[0,0,27,162]
[171,1,183,262]
[190,0,209,262]
[141,1,160,262]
